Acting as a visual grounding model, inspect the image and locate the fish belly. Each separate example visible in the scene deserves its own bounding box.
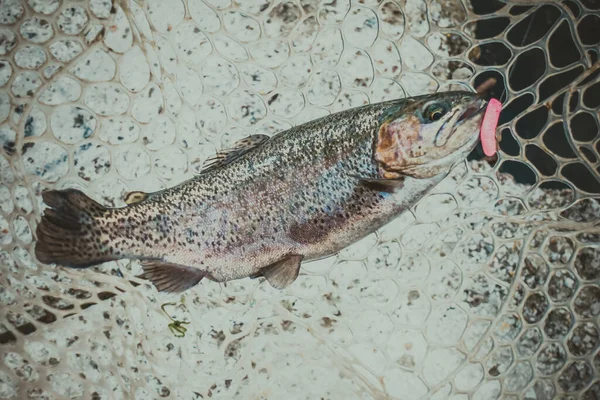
[175,174,443,282]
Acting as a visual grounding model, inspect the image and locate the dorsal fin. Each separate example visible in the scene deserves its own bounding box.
[124,191,148,205]
[201,134,270,173]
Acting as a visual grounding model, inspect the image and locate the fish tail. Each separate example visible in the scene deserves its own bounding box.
[35,189,119,268]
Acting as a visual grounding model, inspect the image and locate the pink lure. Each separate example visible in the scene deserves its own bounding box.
[481,98,501,156]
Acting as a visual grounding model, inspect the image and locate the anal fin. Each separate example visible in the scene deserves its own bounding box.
[260,254,303,289]
[137,260,206,293]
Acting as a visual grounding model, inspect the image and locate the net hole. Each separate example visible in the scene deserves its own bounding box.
[531,180,575,209]
[499,128,521,156]
[562,163,600,193]
[98,291,117,300]
[473,70,505,102]
[562,0,581,17]
[580,146,597,163]
[580,0,600,10]
[507,5,561,47]
[582,81,600,108]
[499,159,538,186]
[538,65,584,102]
[577,14,600,45]
[548,21,582,68]
[570,111,598,142]
[0,330,17,344]
[543,121,578,159]
[469,42,512,66]
[470,0,506,15]
[509,5,534,16]
[500,92,535,126]
[33,308,57,324]
[569,91,579,112]
[466,17,511,39]
[42,294,75,310]
[509,47,547,91]
[551,92,566,115]
[516,105,551,142]
[431,60,474,80]
[66,288,93,299]
[15,322,36,335]
[526,144,558,176]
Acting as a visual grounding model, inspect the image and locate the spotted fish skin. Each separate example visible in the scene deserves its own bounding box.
[35,92,487,292]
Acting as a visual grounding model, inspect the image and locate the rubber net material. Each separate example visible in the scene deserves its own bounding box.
[0,0,599,398]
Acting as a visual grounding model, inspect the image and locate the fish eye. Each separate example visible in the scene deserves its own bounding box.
[423,103,448,123]
[430,109,443,121]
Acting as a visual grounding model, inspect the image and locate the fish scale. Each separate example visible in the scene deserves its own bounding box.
[35,91,488,292]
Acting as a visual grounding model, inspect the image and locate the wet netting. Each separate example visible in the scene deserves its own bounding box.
[0,0,599,398]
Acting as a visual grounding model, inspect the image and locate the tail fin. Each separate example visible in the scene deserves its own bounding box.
[35,189,117,268]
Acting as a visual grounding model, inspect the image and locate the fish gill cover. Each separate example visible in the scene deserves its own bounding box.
[0,0,599,399]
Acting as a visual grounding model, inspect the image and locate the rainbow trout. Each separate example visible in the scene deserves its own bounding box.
[35,92,488,293]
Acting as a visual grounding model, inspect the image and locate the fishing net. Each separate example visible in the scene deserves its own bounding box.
[0,0,599,398]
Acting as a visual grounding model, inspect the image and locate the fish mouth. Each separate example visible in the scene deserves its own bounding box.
[457,98,487,123]
[434,97,487,147]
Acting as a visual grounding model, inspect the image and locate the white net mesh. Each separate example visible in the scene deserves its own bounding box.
[1,0,599,398]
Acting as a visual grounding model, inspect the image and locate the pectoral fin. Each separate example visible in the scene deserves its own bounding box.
[137,260,206,293]
[260,255,303,289]
[357,176,405,193]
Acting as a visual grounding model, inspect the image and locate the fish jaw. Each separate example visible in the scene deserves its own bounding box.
[374,91,486,179]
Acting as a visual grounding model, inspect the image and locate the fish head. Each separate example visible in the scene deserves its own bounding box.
[375,91,487,179]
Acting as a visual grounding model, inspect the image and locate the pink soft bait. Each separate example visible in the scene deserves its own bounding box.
[481,98,501,156]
